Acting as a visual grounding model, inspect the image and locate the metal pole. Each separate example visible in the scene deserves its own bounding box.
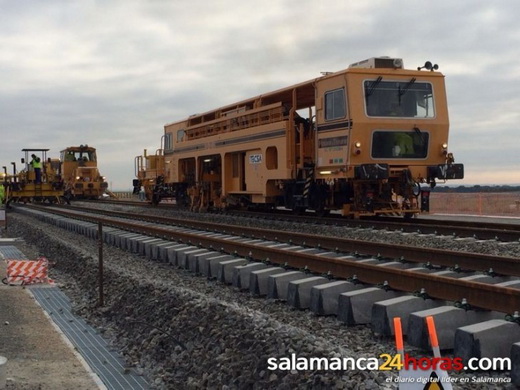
[0,207,5,230]
[98,221,104,306]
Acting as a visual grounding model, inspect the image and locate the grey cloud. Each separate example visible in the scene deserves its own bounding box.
[1,0,520,188]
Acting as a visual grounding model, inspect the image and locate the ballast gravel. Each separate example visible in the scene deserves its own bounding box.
[4,205,519,390]
[81,201,520,258]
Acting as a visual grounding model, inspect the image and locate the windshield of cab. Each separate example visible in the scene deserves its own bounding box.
[364,79,434,118]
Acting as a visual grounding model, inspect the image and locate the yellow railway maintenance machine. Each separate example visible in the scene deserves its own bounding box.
[134,147,166,204]
[137,57,464,217]
[133,135,191,205]
[61,145,109,199]
[4,148,68,205]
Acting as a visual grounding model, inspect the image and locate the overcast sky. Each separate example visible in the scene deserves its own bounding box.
[1,0,519,190]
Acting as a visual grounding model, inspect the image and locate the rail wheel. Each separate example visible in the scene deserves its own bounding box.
[151,193,161,206]
[316,209,330,217]
[402,200,415,219]
[292,206,306,215]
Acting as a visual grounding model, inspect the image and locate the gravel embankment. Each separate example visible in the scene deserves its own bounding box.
[4,207,518,389]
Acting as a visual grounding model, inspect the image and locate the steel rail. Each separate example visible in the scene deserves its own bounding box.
[64,205,520,277]
[88,199,520,241]
[20,204,520,314]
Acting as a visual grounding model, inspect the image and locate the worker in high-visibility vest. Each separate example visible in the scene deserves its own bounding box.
[0,184,5,204]
[30,154,42,183]
[392,132,415,157]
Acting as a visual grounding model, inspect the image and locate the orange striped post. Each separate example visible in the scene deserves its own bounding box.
[426,316,454,388]
[426,316,441,358]
[393,317,404,358]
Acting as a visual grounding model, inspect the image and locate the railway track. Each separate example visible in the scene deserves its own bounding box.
[14,203,520,314]
[91,198,520,242]
[8,203,520,385]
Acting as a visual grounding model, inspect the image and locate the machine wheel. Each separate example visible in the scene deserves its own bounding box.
[316,209,330,217]
[292,206,306,215]
[402,201,415,219]
[151,193,161,206]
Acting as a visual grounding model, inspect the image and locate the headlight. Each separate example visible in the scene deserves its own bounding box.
[353,141,362,155]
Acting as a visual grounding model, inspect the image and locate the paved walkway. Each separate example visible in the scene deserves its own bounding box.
[0,240,103,389]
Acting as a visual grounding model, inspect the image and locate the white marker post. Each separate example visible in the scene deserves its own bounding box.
[393,316,453,390]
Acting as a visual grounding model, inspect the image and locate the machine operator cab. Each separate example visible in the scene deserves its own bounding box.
[3,148,67,205]
[20,148,61,184]
[313,57,463,217]
[60,145,108,199]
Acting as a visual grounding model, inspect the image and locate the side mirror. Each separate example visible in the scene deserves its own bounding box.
[21,158,25,164]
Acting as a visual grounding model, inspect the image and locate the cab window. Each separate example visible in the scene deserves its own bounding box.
[324,88,346,120]
[371,131,429,159]
[365,80,434,118]
[164,133,173,151]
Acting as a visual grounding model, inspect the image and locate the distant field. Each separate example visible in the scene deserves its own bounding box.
[430,192,520,216]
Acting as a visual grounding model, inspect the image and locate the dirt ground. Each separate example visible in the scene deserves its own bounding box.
[0,240,101,390]
[430,192,520,216]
